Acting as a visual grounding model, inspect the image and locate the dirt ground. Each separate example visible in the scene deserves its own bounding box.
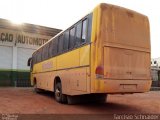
[0,87,159,114]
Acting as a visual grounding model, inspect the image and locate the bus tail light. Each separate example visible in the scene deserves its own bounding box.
[95,66,104,79]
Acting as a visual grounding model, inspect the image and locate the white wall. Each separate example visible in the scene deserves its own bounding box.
[0,28,52,71]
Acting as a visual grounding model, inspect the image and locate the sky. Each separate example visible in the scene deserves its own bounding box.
[0,0,159,58]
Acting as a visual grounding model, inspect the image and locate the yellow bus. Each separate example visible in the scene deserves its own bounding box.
[28,3,151,104]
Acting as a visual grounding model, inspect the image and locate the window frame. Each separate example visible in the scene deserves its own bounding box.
[32,13,92,64]
[81,18,88,44]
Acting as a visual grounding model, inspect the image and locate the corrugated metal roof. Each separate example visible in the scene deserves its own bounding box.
[0,18,62,36]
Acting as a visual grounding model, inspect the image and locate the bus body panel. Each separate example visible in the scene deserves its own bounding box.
[57,49,79,69]
[32,45,91,95]
[92,79,151,93]
[58,66,90,95]
[104,47,151,80]
[90,3,151,93]
[101,4,150,50]
[90,5,103,92]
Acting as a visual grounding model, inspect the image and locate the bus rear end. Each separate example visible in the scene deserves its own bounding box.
[91,4,151,94]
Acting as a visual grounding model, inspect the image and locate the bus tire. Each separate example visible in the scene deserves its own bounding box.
[67,95,85,104]
[67,96,75,105]
[94,94,107,103]
[54,82,67,103]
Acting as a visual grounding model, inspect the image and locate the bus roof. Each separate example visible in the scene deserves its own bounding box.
[32,3,147,55]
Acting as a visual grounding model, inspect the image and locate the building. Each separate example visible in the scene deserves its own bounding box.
[151,57,160,88]
[0,18,61,86]
[151,57,160,67]
[151,67,160,87]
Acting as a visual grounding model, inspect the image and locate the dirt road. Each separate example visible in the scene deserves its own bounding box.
[0,87,159,114]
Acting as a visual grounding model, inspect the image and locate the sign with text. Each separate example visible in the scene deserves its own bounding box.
[0,28,52,46]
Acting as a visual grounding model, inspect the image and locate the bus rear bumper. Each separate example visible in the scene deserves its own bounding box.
[92,79,152,94]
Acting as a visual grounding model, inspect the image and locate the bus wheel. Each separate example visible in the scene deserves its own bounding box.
[54,82,67,103]
[92,94,107,103]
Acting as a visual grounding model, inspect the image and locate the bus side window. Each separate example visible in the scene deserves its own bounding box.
[45,44,49,59]
[63,30,69,52]
[30,58,33,71]
[37,49,42,63]
[52,38,58,56]
[58,34,64,54]
[32,53,36,65]
[44,45,47,60]
[41,47,45,61]
[48,41,52,58]
[75,22,82,47]
[86,13,92,43]
[33,54,36,65]
[81,19,88,44]
[36,51,39,63]
[35,52,37,64]
[69,27,75,49]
